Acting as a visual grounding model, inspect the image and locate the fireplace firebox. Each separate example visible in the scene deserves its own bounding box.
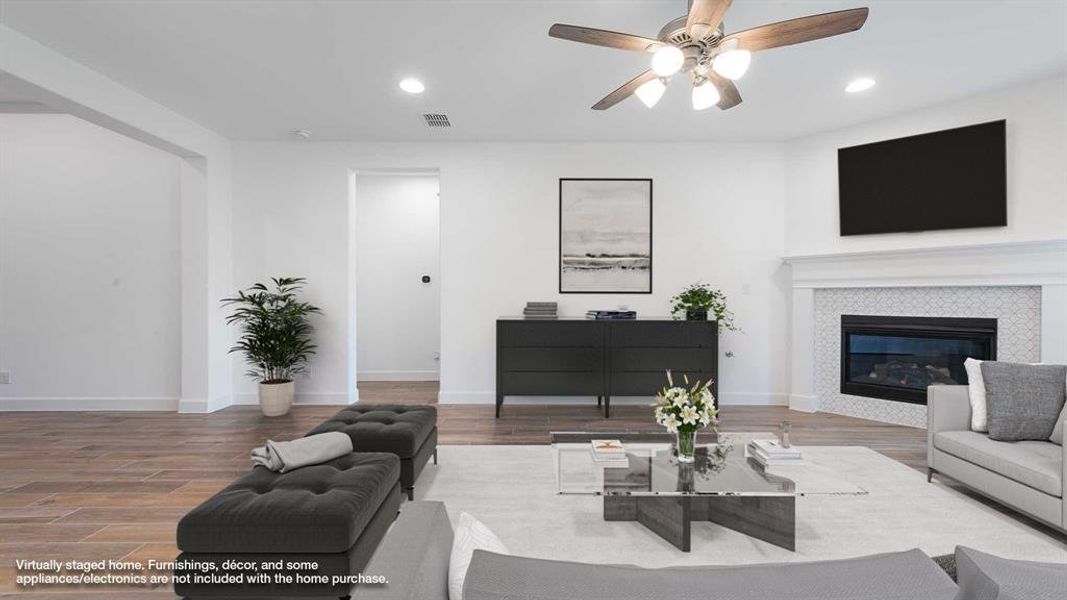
[841,315,997,405]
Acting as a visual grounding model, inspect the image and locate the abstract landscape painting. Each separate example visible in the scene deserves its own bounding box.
[559,178,652,293]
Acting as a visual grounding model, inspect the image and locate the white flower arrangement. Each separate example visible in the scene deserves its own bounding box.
[652,371,719,434]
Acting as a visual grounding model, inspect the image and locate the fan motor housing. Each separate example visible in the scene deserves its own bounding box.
[657,16,724,48]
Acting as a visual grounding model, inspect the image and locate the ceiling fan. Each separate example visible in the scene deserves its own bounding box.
[549,0,869,111]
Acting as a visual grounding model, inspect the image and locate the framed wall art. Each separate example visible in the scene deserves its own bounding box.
[559,178,652,294]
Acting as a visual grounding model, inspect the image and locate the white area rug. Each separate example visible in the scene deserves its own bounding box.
[419,445,1067,567]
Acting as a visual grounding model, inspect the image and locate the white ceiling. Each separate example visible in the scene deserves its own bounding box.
[2,0,1065,142]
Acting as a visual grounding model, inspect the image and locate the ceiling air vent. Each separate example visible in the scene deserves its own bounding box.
[423,113,451,128]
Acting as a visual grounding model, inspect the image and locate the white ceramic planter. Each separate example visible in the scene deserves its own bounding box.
[258,381,294,417]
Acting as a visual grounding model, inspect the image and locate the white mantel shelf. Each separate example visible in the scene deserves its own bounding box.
[782,239,1067,289]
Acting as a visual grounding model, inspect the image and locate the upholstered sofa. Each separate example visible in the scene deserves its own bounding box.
[927,384,1066,532]
[352,502,966,600]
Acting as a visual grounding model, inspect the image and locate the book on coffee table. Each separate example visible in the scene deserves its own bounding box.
[746,439,803,467]
[590,439,629,466]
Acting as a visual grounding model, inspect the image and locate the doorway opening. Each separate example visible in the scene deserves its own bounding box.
[352,171,441,403]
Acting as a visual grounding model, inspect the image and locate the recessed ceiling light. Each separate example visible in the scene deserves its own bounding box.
[399,78,425,94]
[845,77,876,93]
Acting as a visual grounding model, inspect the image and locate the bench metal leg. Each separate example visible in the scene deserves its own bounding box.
[927,468,935,483]
[433,449,438,465]
[406,487,414,501]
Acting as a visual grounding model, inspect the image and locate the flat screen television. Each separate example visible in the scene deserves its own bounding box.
[838,120,1006,236]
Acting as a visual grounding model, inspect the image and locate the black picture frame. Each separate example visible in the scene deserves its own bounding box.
[559,178,653,294]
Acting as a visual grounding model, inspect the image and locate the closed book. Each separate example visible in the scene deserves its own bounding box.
[749,439,802,458]
[591,439,625,459]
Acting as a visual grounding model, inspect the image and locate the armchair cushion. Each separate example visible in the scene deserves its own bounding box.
[934,431,1062,497]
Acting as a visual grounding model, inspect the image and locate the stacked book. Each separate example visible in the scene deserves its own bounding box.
[585,310,637,320]
[590,439,629,467]
[523,302,557,319]
[746,439,803,467]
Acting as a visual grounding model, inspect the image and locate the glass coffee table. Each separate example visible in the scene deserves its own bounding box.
[551,431,867,551]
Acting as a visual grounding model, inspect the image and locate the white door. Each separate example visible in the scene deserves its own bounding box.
[355,174,440,381]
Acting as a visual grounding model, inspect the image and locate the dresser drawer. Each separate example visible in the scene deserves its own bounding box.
[610,370,715,396]
[498,321,604,347]
[499,371,603,395]
[611,347,716,372]
[499,347,603,372]
[609,321,716,348]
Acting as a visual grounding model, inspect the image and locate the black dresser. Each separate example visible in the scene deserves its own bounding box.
[495,318,718,417]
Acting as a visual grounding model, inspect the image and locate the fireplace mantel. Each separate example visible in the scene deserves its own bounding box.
[783,239,1067,418]
[783,239,1067,289]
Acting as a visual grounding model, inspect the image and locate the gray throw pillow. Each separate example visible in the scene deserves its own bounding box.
[981,362,1066,442]
[955,546,1067,600]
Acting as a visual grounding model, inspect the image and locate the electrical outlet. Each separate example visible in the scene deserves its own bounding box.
[0,372,10,384]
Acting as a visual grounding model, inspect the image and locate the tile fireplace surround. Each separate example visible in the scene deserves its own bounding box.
[784,240,1067,428]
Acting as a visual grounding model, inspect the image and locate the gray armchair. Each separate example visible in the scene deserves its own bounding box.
[927,385,1065,532]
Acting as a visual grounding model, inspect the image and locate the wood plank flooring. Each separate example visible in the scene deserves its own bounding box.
[0,381,949,597]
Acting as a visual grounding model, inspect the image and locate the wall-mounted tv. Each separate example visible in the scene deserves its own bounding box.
[838,120,1006,236]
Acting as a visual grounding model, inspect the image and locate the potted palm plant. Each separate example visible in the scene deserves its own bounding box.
[222,277,321,416]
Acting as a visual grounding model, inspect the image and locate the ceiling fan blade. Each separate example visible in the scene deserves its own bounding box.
[687,0,732,38]
[721,7,869,52]
[592,70,658,110]
[705,71,742,110]
[549,24,661,52]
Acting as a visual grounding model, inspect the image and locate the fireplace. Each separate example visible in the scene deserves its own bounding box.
[841,315,997,404]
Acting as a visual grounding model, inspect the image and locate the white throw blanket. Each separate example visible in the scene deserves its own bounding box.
[251,432,353,473]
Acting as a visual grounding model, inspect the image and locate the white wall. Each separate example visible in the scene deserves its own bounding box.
[355,174,440,381]
[2,24,235,413]
[231,142,790,406]
[786,74,1067,256]
[0,114,181,409]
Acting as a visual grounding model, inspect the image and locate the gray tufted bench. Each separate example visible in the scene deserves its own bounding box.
[174,453,401,599]
[306,405,438,500]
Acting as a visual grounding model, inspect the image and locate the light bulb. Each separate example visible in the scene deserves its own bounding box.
[691,80,720,110]
[651,46,684,77]
[634,78,666,108]
[712,50,751,80]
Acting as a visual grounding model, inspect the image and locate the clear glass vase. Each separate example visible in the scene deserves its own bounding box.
[676,429,697,463]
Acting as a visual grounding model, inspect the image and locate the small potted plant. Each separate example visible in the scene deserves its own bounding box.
[222,277,321,417]
[670,283,739,331]
[653,371,719,463]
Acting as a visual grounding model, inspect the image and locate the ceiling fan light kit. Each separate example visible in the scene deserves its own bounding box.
[651,45,685,76]
[711,49,751,80]
[549,0,869,112]
[635,78,668,108]
[691,79,721,110]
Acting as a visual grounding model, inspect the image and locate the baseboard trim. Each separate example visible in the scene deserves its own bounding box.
[178,394,232,414]
[231,392,353,406]
[437,391,788,406]
[357,370,439,382]
[788,393,819,413]
[0,396,179,411]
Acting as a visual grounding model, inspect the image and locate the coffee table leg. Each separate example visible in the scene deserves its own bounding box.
[604,496,692,551]
[694,495,796,551]
[603,495,794,552]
